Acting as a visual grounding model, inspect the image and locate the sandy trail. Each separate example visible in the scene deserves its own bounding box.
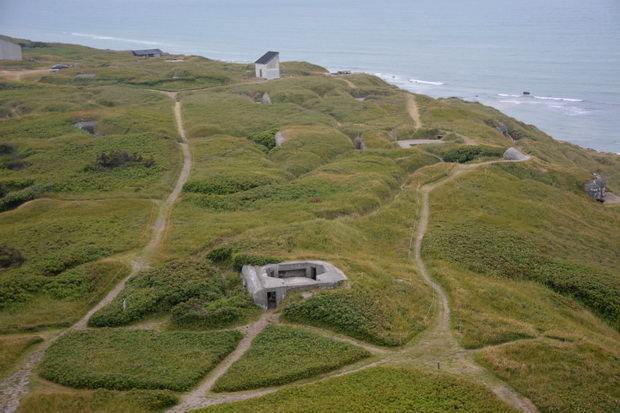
[0,69,50,82]
[0,94,191,413]
[398,158,538,412]
[406,94,422,130]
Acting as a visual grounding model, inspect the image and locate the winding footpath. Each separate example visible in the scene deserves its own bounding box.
[0,93,191,413]
[401,159,538,413]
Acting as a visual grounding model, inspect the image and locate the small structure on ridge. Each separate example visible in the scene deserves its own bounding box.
[584,173,606,202]
[241,261,347,309]
[132,49,163,57]
[255,51,280,80]
[0,38,22,61]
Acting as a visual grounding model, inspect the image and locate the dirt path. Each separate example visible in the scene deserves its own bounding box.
[0,69,50,82]
[339,78,357,89]
[406,94,422,130]
[455,132,477,145]
[0,94,191,413]
[396,158,538,412]
[166,312,279,413]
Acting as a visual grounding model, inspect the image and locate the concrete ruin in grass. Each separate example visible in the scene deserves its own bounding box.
[241,261,347,309]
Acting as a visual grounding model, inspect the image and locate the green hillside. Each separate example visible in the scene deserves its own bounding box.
[0,39,618,413]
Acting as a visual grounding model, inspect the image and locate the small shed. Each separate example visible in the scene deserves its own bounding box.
[132,49,163,57]
[255,51,280,80]
[0,39,22,61]
[584,173,606,202]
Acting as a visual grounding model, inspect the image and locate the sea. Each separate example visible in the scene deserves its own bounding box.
[1,0,619,153]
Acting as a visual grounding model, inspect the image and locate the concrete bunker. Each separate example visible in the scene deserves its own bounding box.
[241,261,347,309]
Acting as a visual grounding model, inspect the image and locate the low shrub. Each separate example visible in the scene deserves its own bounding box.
[88,260,223,327]
[88,259,257,328]
[39,329,242,391]
[94,150,155,169]
[0,185,40,212]
[213,325,370,392]
[442,145,504,163]
[0,244,24,268]
[247,128,279,150]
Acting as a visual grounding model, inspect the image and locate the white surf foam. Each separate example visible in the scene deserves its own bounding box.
[498,93,520,97]
[410,79,444,85]
[72,32,162,46]
[534,95,583,102]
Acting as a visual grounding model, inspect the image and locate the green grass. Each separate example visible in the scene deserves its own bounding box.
[39,329,242,391]
[17,389,178,413]
[0,335,43,377]
[200,367,518,412]
[477,339,620,413]
[88,259,257,328]
[282,285,419,347]
[212,325,370,392]
[423,162,620,328]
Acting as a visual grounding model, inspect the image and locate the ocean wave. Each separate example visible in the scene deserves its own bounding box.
[498,93,520,97]
[534,95,583,102]
[410,79,444,85]
[72,32,162,46]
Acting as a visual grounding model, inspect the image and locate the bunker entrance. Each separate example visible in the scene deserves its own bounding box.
[267,291,277,309]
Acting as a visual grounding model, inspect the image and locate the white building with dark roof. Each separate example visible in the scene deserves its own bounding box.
[0,38,22,61]
[255,51,280,80]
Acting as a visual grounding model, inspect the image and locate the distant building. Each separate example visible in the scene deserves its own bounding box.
[0,39,22,61]
[255,51,280,80]
[132,49,163,57]
[584,173,606,202]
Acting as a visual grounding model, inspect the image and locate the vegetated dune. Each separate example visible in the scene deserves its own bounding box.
[0,40,618,413]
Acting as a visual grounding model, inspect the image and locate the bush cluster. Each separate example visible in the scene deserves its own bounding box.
[0,185,40,212]
[95,150,155,168]
[247,128,279,150]
[88,259,256,328]
[442,145,504,163]
[0,244,24,268]
[213,325,370,392]
[183,171,284,195]
[206,242,282,271]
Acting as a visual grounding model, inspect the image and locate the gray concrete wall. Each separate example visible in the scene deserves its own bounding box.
[0,39,22,61]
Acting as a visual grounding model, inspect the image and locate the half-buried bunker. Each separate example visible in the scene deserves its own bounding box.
[241,261,347,309]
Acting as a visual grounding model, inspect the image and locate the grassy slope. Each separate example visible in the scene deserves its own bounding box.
[213,325,370,392]
[0,39,618,412]
[201,367,519,413]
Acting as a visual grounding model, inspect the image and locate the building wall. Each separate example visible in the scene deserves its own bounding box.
[0,40,22,61]
[255,56,280,80]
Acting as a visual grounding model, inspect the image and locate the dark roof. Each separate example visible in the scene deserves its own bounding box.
[255,51,279,64]
[132,49,163,56]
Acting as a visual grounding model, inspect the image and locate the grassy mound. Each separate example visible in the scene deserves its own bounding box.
[200,367,518,412]
[88,260,256,328]
[213,325,370,392]
[477,339,620,413]
[39,329,241,391]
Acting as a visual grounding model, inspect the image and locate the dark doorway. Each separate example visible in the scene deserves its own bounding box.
[267,291,277,309]
[311,266,317,280]
[259,69,263,78]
